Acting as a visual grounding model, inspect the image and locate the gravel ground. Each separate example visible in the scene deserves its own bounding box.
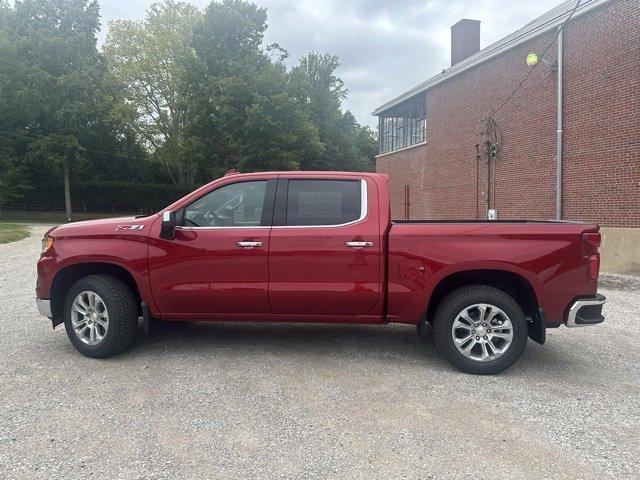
[1,225,638,479]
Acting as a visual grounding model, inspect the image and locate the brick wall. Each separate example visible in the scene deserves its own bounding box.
[376,0,639,227]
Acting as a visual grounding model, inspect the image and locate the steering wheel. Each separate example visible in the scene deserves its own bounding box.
[203,210,219,226]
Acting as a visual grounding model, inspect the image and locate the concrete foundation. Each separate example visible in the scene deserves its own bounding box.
[600,227,640,275]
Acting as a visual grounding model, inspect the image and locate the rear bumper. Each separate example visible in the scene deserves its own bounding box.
[566,294,606,327]
[36,299,52,318]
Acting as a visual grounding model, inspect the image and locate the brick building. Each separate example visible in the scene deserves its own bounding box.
[373,0,639,273]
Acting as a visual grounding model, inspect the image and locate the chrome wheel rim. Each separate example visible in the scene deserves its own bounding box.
[71,291,109,346]
[451,303,513,362]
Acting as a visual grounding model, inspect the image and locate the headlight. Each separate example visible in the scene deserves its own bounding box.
[42,236,54,253]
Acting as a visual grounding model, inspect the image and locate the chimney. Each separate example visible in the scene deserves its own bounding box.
[451,19,480,66]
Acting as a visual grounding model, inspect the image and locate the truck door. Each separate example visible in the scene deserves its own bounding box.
[148,179,275,316]
[268,176,382,316]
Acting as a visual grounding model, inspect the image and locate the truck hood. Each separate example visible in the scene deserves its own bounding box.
[46,215,158,239]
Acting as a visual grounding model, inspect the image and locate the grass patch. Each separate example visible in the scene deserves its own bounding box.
[0,223,31,244]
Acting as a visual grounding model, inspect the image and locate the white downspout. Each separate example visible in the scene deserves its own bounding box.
[555,25,564,220]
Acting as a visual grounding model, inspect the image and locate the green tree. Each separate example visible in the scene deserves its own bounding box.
[193,0,269,76]
[289,53,376,172]
[0,1,30,203]
[235,89,323,172]
[190,0,323,177]
[76,69,153,184]
[104,1,201,187]
[0,0,129,218]
[0,0,377,214]
[0,141,31,205]
[24,134,84,218]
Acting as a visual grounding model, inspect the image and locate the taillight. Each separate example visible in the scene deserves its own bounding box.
[582,232,601,250]
[582,231,601,281]
[587,255,600,281]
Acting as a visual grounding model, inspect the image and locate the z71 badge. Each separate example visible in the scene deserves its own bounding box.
[115,225,144,231]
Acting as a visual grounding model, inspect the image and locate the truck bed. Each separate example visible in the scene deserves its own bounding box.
[385,220,599,327]
[392,219,586,224]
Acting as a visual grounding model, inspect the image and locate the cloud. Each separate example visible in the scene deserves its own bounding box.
[98,0,563,128]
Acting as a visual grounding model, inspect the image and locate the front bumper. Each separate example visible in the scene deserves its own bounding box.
[36,299,52,318]
[566,294,606,327]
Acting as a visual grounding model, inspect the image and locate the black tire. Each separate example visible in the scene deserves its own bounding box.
[63,274,139,358]
[432,285,528,375]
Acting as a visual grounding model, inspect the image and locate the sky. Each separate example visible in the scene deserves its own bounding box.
[97,0,563,128]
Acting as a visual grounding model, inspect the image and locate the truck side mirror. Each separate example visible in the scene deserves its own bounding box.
[160,210,176,240]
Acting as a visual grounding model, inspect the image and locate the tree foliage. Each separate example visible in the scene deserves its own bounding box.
[0,0,377,209]
[290,53,375,172]
[0,0,149,206]
[189,0,324,177]
[104,1,201,187]
[0,140,31,204]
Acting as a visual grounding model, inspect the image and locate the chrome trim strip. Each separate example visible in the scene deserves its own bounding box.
[177,179,368,230]
[272,179,368,229]
[566,296,606,327]
[36,299,52,318]
[176,226,271,231]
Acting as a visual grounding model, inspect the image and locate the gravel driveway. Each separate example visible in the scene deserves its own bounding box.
[1,225,638,479]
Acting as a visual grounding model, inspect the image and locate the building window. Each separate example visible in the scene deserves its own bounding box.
[377,93,426,155]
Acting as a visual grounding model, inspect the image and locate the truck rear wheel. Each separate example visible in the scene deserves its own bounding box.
[432,285,528,375]
[63,274,139,358]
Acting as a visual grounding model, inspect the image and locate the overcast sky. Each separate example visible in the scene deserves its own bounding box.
[97,0,562,128]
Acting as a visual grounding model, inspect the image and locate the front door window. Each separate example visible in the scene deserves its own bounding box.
[184,180,267,227]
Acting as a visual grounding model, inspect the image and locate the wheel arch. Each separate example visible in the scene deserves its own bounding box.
[424,269,541,331]
[50,262,142,327]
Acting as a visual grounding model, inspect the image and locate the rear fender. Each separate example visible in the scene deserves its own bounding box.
[423,261,544,313]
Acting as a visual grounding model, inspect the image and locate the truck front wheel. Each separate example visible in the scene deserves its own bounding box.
[432,285,528,375]
[63,274,139,358]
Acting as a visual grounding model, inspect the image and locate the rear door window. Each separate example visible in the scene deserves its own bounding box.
[285,180,362,226]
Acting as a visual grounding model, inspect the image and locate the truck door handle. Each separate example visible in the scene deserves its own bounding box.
[236,241,263,249]
[345,241,374,248]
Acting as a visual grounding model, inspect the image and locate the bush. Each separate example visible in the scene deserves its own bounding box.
[8,181,193,213]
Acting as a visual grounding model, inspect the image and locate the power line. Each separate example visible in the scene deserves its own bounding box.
[0,129,149,163]
[490,0,582,118]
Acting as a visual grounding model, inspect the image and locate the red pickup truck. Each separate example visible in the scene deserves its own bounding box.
[36,171,606,374]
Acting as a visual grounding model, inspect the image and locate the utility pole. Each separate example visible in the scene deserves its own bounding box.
[63,147,72,222]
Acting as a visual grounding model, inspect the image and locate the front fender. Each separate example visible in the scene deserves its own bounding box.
[37,234,159,320]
